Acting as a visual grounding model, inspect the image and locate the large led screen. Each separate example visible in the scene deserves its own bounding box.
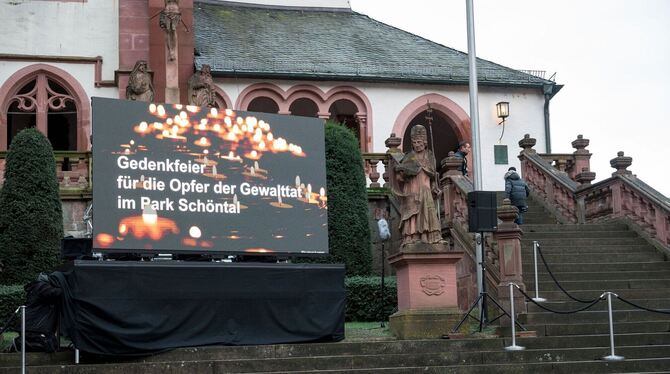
[92,98,328,255]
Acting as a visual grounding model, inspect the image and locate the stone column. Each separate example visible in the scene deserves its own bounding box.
[357,113,368,151]
[440,152,464,229]
[494,199,526,322]
[571,135,593,181]
[609,151,633,218]
[518,134,536,179]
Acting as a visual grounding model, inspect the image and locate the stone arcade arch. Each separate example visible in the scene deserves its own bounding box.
[235,83,372,151]
[0,64,91,151]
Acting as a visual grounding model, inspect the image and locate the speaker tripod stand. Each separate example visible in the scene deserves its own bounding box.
[450,233,525,334]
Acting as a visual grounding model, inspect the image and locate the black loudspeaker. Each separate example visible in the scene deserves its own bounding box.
[467,191,498,232]
[60,237,93,260]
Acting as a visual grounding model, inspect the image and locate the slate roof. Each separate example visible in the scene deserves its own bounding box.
[194,1,557,89]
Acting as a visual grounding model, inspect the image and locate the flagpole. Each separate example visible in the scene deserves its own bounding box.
[466,0,485,315]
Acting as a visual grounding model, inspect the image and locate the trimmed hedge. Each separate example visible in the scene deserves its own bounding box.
[0,284,25,329]
[0,128,63,285]
[323,122,372,276]
[345,276,397,322]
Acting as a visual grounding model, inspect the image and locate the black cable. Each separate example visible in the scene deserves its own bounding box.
[517,286,603,314]
[616,296,670,315]
[535,244,600,304]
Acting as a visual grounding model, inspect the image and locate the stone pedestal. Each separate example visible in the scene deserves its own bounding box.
[387,243,464,339]
[494,199,527,323]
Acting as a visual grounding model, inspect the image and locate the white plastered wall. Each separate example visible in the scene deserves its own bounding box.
[0,0,119,80]
[215,78,547,191]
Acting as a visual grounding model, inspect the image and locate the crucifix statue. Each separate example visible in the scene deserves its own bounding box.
[159,0,181,62]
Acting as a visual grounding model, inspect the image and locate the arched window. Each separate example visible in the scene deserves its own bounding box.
[247,97,280,114]
[3,69,83,151]
[289,98,319,117]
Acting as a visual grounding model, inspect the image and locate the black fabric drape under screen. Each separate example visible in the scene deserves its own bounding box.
[51,261,345,355]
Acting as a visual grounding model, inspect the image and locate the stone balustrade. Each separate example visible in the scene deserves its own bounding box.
[579,162,670,248]
[520,135,579,223]
[362,152,389,189]
[520,134,670,250]
[0,151,92,196]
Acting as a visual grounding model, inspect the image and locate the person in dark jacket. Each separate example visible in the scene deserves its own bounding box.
[504,167,530,224]
[454,141,470,176]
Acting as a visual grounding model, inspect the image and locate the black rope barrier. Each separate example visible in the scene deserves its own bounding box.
[516,286,604,314]
[616,295,670,315]
[535,243,601,304]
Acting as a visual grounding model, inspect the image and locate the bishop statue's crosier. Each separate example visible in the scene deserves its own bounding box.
[390,125,444,247]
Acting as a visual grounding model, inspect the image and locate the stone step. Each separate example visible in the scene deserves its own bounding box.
[522,231,639,239]
[519,237,650,246]
[522,252,665,264]
[522,261,670,273]
[5,356,670,374]
[523,212,556,218]
[517,331,670,348]
[523,270,670,282]
[526,287,670,301]
[525,278,670,292]
[521,310,670,325]
[520,243,656,252]
[523,217,559,225]
[438,357,670,374]
[0,339,505,368]
[521,245,657,255]
[522,224,630,232]
[525,298,670,313]
[512,320,670,336]
[4,341,670,374]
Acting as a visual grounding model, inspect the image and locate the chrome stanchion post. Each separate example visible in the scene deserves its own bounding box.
[21,305,26,374]
[603,292,624,361]
[505,283,525,351]
[532,241,546,302]
[75,348,80,364]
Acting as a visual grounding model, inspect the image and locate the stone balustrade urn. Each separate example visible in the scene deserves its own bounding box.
[610,151,633,176]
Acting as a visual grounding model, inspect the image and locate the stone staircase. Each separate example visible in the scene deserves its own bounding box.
[4,336,670,373]
[3,197,670,373]
[512,196,670,372]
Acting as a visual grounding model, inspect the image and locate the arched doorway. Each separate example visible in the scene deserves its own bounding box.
[393,94,471,174]
[402,110,458,168]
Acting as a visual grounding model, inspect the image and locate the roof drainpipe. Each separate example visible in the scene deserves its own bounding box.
[543,84,554,153]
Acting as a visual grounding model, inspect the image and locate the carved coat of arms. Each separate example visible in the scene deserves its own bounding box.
[420,274,445,296]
